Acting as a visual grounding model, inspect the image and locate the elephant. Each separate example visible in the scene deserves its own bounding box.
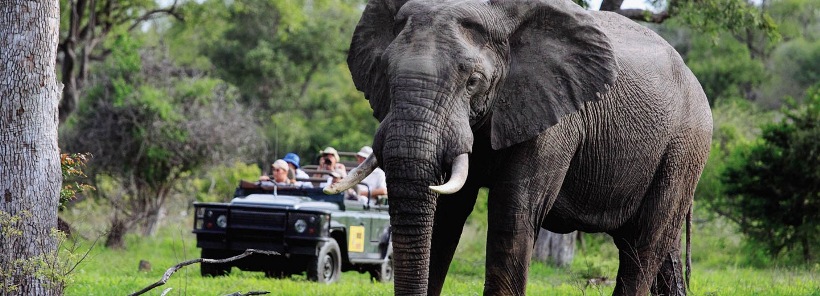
[326,0,712,295]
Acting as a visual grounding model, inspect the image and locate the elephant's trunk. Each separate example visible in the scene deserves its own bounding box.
[374,103,471,295]
[380,115,437,292]
[388,180,437,296]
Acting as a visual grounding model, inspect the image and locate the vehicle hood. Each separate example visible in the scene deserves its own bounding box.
[230,194,340,211]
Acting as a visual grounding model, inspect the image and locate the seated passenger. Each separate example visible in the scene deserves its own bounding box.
[283,152,312,188]
[314,147,346,181]
[354,146,387,203]
[259,159,304,187]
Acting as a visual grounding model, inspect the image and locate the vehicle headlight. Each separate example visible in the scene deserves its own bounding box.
[216,215,228,228]
[294,219,308,233]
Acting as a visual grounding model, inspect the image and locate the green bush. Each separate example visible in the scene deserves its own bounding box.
[721,86,820,264]
[192,162,263,202]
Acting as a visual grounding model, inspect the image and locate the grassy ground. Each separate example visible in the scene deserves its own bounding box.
[59,199,819,295]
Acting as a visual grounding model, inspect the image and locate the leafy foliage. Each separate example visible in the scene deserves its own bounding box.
[191,162,262,203]
[686,35,766,104]
[173,0,377,163]
[696,98,769,215]
[1,212,86,295]
[59,153,95,210]
[675,0,779,41]
[761,39,820,105]
[61,32,262,246]
[721,86,820,263]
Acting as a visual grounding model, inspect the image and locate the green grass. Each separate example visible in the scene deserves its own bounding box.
[59,199,819,295]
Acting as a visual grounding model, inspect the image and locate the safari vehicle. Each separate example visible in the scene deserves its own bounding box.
[192,180,392,283]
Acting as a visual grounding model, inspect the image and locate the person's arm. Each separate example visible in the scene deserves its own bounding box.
[358,183,387,197]
[369,187,387,197]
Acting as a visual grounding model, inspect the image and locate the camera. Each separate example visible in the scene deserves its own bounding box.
[323,158,332,165]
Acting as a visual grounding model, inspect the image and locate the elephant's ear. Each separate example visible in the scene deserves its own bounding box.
[490,0,617,150]
[347,0,408,122]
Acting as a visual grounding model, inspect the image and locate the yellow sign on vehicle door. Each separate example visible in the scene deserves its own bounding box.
[349,225,365,252]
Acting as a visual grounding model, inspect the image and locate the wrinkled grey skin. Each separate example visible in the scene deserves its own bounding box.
[346,0,712,295]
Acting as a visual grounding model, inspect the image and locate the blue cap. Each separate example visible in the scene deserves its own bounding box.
[283,153,300,169]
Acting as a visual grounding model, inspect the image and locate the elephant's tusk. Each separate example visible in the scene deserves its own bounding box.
[430,153,469,194]
[323,153,378,194]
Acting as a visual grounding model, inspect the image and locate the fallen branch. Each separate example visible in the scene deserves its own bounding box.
[129,249,280,296]
[223,291,270,296]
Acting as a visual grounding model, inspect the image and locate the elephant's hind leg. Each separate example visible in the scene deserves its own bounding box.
[611,206,688,296]
[651,245,686,296]
[610,140,703,295]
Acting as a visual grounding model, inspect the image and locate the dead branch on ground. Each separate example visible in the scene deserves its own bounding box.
[128,249,279,296]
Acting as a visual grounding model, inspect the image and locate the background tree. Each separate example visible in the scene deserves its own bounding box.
[57,0,183,122]
[61,34,261,247]
[182,0,377,162]
[532,231,576,268]
[720,87,819,263]
[0,0,63,294]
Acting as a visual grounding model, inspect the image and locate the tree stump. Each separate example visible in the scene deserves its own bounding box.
[532,230,576,267]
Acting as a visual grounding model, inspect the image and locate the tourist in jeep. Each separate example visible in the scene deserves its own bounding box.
[314,146,346,179]
[283,152,312,188]
[260,159,305,187]
[355,146,387,203]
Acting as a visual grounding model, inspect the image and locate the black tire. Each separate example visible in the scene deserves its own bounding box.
[369,245,393,283]
[200,249,231,277]
[307,239,342,283]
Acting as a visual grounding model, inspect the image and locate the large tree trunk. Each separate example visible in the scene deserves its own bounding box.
[0,1,63,294]
[105,217,130,249]
[140,205,165,237]
[532,230,576,267]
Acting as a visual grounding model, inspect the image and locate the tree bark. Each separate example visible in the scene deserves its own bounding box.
[0,1,63,295]
[105,216,130,249]
[532,230,576,268]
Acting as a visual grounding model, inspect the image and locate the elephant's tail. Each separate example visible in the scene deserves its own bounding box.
[685,203,692,291]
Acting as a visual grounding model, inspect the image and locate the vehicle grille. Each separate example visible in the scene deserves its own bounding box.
[229,210,286,231]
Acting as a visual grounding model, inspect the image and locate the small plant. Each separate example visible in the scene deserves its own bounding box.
[0,212,93,294]
[60,152,95,209]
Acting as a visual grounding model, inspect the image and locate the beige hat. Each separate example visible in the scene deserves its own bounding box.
[320,147,340,161]
[271,159,289,171]
[356,146,373,158]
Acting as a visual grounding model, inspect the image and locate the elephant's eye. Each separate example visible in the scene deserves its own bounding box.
[466,72,485,93]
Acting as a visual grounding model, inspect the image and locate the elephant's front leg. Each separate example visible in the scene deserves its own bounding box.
[485,171,571,295]
[483,130,578,295]
[484,177,566,295]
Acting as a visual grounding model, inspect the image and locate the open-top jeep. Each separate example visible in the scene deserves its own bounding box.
[192,180,392,283]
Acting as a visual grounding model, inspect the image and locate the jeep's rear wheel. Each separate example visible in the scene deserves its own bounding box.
[369,246,393,283]
[200,249,231,277]
[307,239,341,283]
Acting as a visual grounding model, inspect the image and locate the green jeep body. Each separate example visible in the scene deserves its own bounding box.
[192,182,392,283]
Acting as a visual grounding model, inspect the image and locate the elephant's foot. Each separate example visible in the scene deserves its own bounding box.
[650,252,686,296]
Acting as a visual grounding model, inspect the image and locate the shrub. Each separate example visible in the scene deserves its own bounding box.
[721,86,820,263]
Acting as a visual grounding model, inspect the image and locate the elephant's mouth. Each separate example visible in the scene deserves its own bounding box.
[324,152,470,195]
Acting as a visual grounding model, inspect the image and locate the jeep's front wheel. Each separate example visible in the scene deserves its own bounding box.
[369,246,393,283]
[307,239,341,283]
[200,249,231,277]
